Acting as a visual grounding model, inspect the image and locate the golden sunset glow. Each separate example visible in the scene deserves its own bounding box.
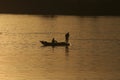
[0,14,120,80]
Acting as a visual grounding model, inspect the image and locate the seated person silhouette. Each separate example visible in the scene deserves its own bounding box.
[52,38,57,43]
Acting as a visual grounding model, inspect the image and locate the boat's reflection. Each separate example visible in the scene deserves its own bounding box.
[41,45,69,56]
[52,46,69,56]
[65,46,69,56]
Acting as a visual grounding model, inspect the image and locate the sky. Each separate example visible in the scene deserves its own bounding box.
[0,0,120,15]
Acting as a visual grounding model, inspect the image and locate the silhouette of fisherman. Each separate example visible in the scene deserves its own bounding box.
[52,38,57,43]
[65,32,70,43]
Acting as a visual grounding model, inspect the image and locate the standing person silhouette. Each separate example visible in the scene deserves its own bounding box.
[65,32,70,43]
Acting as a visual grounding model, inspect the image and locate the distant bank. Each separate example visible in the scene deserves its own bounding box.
[0,0,120,16]
[0,10,120,16]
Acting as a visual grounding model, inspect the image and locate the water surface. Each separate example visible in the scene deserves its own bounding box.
[0,14,120,80]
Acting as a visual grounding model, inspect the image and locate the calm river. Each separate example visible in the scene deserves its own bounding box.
[0,14,120,80]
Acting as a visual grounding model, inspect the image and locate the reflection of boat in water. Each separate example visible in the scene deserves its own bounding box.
[40,41,70,46]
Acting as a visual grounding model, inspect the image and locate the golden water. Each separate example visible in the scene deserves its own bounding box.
[0,14,120,80]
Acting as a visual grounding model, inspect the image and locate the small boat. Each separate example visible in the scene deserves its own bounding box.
[40,41,70,46]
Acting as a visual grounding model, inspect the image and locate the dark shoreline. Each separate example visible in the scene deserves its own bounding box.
[0,0,120,16]
[0,12,120,16]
